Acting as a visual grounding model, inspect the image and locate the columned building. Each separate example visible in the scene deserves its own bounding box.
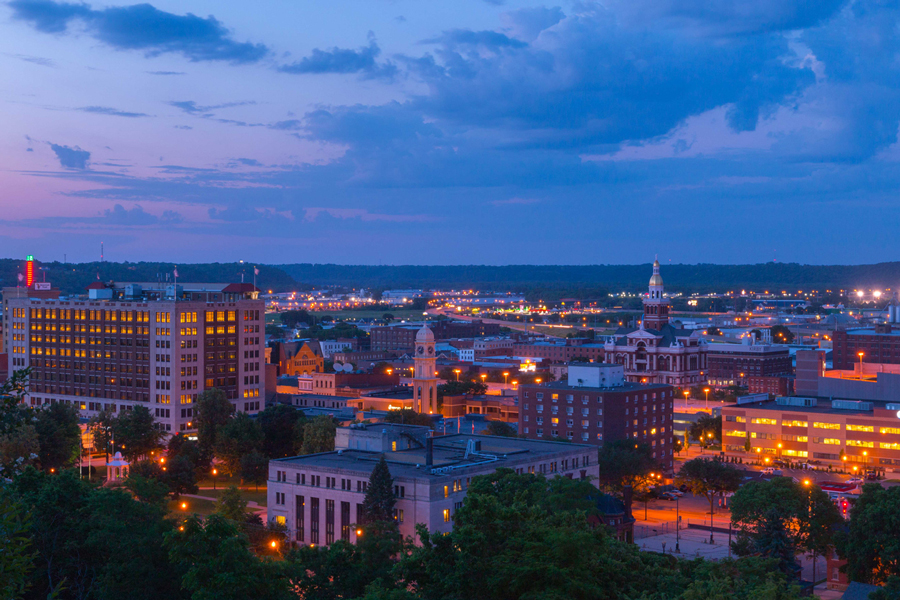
[604,260,707,385]
[412,324,438,413]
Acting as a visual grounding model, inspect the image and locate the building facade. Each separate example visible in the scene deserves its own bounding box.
[604,261,708,385]
[706,341,793,387]
[833,325,900,370]
[7,282,264,433]
[267,425,599,546]
[722,396,900,469]
[518,364,675,470]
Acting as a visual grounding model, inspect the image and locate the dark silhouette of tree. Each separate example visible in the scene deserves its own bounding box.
[362,455,395,524]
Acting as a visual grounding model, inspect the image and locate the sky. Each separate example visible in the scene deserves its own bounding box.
[1,0,900,266]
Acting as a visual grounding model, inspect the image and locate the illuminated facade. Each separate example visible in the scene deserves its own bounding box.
[412,324,438,413]
[7,282,264,434]
[604,260,708,385]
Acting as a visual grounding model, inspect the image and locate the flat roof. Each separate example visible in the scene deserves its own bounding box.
[844,328,900,337]
[526,381,670,392]
[273,433,592,479]
[723,398,893,416]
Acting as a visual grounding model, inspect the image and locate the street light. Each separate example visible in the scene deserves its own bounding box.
[480,374,487,384]
[503,372,509,384]
[535,378,542,384]
[212,468,218,490]
[858,352,865,379]
[683,389,690,402]
[703,388,710,410]
[454,369,461,381]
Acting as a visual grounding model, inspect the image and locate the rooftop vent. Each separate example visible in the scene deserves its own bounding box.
[775,397,817,408]
[832,400,873,411]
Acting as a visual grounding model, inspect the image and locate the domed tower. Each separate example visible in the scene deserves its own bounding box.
[643,258,669,329]
[412,323,438,413]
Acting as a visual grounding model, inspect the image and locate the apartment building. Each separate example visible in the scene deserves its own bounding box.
[268,424,599,545]
[518,364,675,471]
[7,282,264,434]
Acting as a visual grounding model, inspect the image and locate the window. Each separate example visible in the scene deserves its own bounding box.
[751,418,777,425]
[443,509,450,523]
[726,430,747,437]
[782,435,808,443]
[783,420,808,428]
[813,422,841,430]
[847,424,875,433]
[881,427,900,435]
[813,437,841,445]
[847,440,875,448]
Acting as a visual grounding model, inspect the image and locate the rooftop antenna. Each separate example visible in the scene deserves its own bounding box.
[101,241,104,262]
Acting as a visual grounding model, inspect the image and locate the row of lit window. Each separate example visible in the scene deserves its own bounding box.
[30,308,150,322]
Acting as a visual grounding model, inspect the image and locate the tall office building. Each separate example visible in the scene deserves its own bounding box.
[6,281,264,434]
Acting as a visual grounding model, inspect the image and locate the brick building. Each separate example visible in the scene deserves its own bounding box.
[833,325,900,370]
[7,281,264,433]
[518,364,675,470]
[748,375,794,397]
[370,320,502,353]
[706,341,793,387]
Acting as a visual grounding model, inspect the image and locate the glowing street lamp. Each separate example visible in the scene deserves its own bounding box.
[858,352,865,379]
[454,369,461,381]
[503,372,509,384]
[212,468,218,490]
[703,388,710,410]
[480,373,487,384]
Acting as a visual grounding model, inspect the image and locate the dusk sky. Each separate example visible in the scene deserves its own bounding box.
[2,0,899,265]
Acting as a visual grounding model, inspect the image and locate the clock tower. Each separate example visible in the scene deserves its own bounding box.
[412,323,438,413]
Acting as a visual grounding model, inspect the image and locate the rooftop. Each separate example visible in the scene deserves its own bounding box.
[273,433,592,479]
[523,380,670,392]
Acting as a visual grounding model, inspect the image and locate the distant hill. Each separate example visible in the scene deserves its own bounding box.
[278,262,900,293]
[3,259,899,297]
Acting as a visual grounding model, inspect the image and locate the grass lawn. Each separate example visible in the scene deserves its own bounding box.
[168,497,218,517]
[196,486,268,507]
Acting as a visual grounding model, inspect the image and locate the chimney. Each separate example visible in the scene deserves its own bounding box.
[622,484,634,521]
[425,437,433,467]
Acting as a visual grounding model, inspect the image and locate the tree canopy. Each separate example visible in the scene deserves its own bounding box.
[837,483,900,584]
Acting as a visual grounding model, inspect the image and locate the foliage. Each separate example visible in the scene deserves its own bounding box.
[240,450,269,491]
[706,327,722,336]
[215,485,249,522]
[677,458,744,540]
[437,381,488,398]
[596,440,660,493]
[679,557,802,600]
[301,415,337,455]
[0,423,40,475]
[111,405,165,462]
[33,402,81,473]
[165,514,287,600]
[258,404,304,459]
[383,409,433,428]
[771,325,794,344]
[481,420,517,437]
[195,388,233,465]
[362,455,396,524]
[125,474,171,507]
[280,309,315,328]
[837,483,900,584]
[689,414,722,446]
[0,490,36,600]
[0,369,37,477]
[214,413,263,477]
[89,410,115,459]
[166,455,200,499]
[10,467,184,600]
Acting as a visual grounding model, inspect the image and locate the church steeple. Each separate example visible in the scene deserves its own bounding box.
[643,257,669,329]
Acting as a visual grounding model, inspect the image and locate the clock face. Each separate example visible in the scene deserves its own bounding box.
[417,346,424,355]
[427,346,434,355]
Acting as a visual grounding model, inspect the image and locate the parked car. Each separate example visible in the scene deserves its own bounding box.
[762,467,776,475]
[866,471,881,481]
[678,484,689,493]
[668,489,684,497]
[658,492,679,501]
[847,477,863,485]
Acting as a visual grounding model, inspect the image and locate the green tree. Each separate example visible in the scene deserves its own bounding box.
[0,423,39,475]
[281,309,314,328]
[771,325,794,344]
[258,404,304,459]
[240,450,269,492]
[689,414,722,446]
[0,491,35,600]
[438,381,488,397]
[596,440,660,493]
[166,454,200,499]
[383,409,433,428]
[195,388,233,465]
[126,473,171,507]
[481,420,517,437]
[165,514,286,600]
[382,313,394,323]
[837,483,900,584]
[730,478,804,574]
[362,455,396,524]
[677,458,744,543]
[33,401,81,472]
[706,326,723,336]
[216,485,250,522]
[113,405,165,462]
[301,415,337,455]
[89,409,116,460]
[214,413,264,477]
[0,368,36,478]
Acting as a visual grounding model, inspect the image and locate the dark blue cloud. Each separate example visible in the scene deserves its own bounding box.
[423,29,528,49]
[8,0,269,63]
[104,203,181,225]
[277,39,396,79]
[78,106,150,117]
[49,142,89,169]
[146,70,185,75]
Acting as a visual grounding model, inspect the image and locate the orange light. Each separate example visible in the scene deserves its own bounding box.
[270,540,277,549]
[356,528,363,536]
[212,469,217,475]
[181,502,187,510]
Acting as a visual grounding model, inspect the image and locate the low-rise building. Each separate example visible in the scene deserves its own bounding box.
[706,340,793,387]
[267,425,599,545]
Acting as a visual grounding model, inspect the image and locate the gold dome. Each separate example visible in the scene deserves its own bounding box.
[650,274,664,286]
